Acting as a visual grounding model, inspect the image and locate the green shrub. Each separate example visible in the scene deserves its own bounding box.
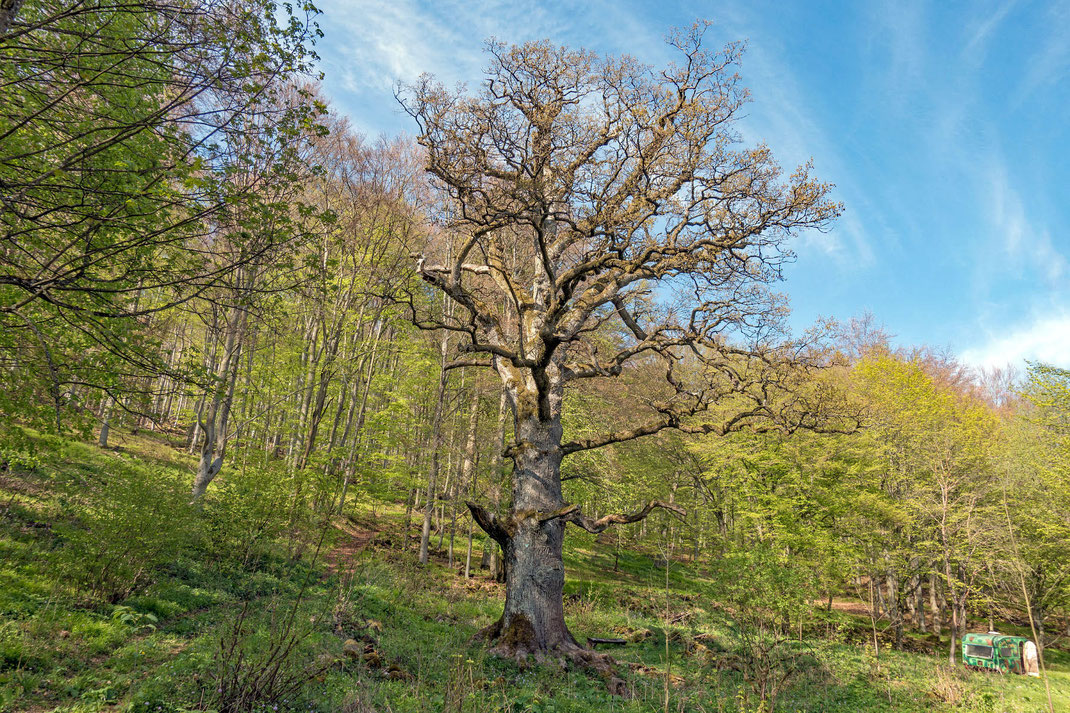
[69,616,128,656]
[0,446,41,474]
[55,462,197,602]
[200,461,294,567]
[148,581,232,612]
[203,598,331,713]
[706,544,819,713]
[110,605,158,633]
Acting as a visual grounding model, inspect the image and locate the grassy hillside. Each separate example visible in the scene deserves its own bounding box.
[1,427,1066,712]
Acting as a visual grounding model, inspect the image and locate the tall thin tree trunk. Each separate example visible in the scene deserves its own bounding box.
[191,304,245,501]
[98,396,113,448]
[403,488,416,541]
[419,333,450,565]
[459,382,480,578]
[481,389,508,580]
[289,318,320,466]
[448,479,458,569]
[336,318,384,515]
[914,566,927,633]
[930,572,942,636]
[944,559,958,666]
[887,571,903,649]
[438,448,456,550]
[189,316,221,453]
[875,570,888,619]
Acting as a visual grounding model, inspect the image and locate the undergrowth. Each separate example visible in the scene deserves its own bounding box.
[1,426,1067,712]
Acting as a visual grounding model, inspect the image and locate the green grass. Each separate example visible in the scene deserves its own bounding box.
[1,426,1067,712]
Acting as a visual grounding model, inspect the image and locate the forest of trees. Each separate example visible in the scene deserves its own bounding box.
[2,3,1069,712]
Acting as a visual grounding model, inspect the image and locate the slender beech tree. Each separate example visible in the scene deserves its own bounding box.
[399,27,848,659]
[0,1,324,429]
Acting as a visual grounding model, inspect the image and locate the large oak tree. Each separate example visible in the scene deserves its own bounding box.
[400,26,846,660]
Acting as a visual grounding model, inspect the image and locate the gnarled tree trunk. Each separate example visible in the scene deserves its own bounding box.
[468,373,682,661]
[479,412,577,657]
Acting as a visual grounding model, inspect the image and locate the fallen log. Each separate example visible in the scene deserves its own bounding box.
[587,637,627,649]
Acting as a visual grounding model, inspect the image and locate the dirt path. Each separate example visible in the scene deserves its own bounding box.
[325,516,380,574]
[807,598,876,618]
[827,599,872,617]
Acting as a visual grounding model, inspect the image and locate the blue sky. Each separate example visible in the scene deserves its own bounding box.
[311,0,1070,370]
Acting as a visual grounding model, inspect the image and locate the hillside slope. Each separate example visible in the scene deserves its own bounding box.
[1,428,1067,712]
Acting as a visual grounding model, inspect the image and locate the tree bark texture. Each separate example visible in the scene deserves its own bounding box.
[474,410,577,656]
[467,380,682,660]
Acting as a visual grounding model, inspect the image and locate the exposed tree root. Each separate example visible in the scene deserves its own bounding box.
[476,614,627,696]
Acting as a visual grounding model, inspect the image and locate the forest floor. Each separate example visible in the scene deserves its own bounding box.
[324,518,380,575]
[1,427,1068,712]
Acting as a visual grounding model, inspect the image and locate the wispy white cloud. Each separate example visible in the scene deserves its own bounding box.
[714,7,876,270]
[962,0,1019,65]
[864,0,927,99]
[315,0,660,136]
[318,0,474,93]
[961,312,1070,370]
[962,157,1069,370]
[317,0,569,94]
[986,160,1068,286]
[302,0,1070,376]
[1015,0,1070,103]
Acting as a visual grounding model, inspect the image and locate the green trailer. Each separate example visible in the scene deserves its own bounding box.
[961,632,1040,676]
